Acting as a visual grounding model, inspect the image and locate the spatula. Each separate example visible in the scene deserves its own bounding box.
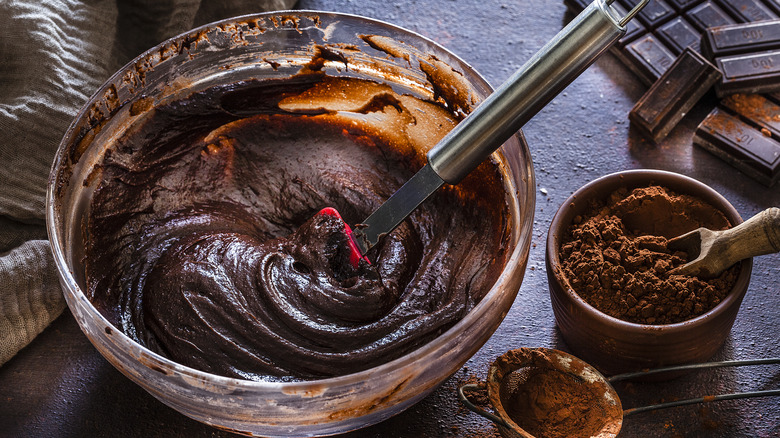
[668,207,780,278]
[338,0,649,256]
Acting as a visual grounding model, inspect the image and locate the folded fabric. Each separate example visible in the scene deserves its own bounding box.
[0,0,297,366]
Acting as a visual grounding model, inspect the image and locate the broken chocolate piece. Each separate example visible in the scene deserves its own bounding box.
[701,20,780,60]
[715,50,780,97]
[699,20,780,96]
[694,100,780,186]
[657,16,702,54]
[630,48,721,142]
[716,0,778,22]
[623,34,678,85]
[685,1,736,32]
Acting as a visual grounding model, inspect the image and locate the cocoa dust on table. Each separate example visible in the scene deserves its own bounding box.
[559,185,739,325]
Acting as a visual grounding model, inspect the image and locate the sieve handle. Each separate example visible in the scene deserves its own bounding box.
[427,0,648,184]
[457,384,514,430]
[623,389,780,417]
[611,357,780,417]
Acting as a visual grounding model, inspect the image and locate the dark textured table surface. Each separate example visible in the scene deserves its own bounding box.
[2,1,778,437]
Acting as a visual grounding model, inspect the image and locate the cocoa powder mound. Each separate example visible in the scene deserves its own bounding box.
[559,185,740,325]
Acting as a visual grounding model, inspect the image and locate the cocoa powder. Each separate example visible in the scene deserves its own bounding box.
[559,185,739,325]
[503,368,607,438]
[487,348,621,438]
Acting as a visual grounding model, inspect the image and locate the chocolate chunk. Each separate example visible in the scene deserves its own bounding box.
[716,0,778,22]
[622,34,678,85]
[630,48,721,142]
[694,103,780,186]
[699,20,780,96]
[686,1,737,31]
[701,19,780,59]
[657,16,702,54]
[715,50,780,96]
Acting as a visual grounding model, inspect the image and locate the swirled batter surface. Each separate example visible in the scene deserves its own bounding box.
[85,75,510,381]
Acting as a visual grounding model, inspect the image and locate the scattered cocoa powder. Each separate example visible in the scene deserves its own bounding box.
[559,185,740,325]
[698,405,722,430]
[722,93,780,123]
[461,375,492,409]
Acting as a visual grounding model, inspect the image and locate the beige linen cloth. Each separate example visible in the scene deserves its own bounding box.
[0,0,297,366]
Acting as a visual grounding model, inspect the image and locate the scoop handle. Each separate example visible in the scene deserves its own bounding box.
[427,0,645,184]
[720,207,780,262]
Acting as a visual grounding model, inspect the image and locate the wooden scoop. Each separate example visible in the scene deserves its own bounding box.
[668,207,780,278]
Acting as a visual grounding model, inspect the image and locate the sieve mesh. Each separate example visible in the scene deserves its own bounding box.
[486,348,622,438]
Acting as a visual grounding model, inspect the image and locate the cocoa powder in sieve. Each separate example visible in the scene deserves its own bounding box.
[503,368,609,438]
[559,185,739,325]
[487,348,621,438]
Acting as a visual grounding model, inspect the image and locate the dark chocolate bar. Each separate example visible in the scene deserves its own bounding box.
[657,16,702,54]
[685,1,737,32]
[716,0,778,22]
[694,97,780,186]
[564,0,780,87]
[701,20,780,59]
[715,50,780,96]
[562,0,780,186]
[622,34,678,85]
[630,48,721,142]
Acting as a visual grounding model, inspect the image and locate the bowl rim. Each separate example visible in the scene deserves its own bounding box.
[546,168,752,334]
[45,9,537,395]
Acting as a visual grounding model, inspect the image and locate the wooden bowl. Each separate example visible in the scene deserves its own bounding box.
[545,169,752,377]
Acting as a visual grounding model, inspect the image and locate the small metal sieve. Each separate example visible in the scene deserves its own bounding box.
[458,348,780,438]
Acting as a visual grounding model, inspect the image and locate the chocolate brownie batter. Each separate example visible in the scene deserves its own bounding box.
[84,74,510,381]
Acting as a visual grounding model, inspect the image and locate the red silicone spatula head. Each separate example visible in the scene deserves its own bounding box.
[316,207,370,268]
